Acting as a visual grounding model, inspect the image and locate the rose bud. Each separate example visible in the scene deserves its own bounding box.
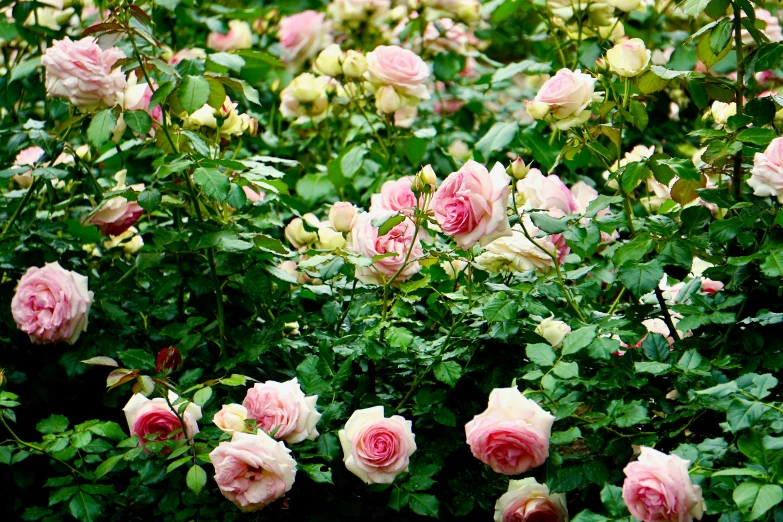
[156,347,183,373]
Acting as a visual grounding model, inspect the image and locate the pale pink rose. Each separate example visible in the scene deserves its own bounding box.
[278,10,332,65]
[86,196,144,237]
[207,20,253,52]
[700,279,724,295]
[123,392,202,447]
[11,262,93,345]
[41,37,126,111]
[526,68,598,129]
[209,430,297,512]
[623,446,705,522]
[517,169,577,214]
[242,185,265,202]
[394,105,418,128]
[329,202,357,232]
[365,45,431,100]
[169,48,207,65]
[432,160,512,250]
[214,404,249,434]
[370,176,419,214]
[242,378,321,444]
[465,387,554,475]
[748,136,783,202]
[347,211,423,285]
[11,146,44,188]
[475,221,557,275]
[620,318,675,353]
[494,477,568,522]
[338,406,416,484]
[740,9,782,45]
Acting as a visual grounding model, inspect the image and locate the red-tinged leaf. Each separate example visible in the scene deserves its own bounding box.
[81,356,119,367]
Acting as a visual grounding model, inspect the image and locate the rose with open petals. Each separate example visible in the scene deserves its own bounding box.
[210,430,296,512]
[432,160,512,250]
[11,262,93,345]
[526,69,598,129]
[279,10,332,66]
[622,447,705,522]
[41,37,126,111]
[347,211,423,285]
[516,169,577,214]
[339,406,416,484]
[370,176,421,214]
[123,391,201,447]
[494,478,568,522]
[748,136,783,202]
[87,196,144,237]
[242,378,321,444]
[465,387,554,475]
[207,20,253,52]
[365,45,431,101]
[475,222,556,275]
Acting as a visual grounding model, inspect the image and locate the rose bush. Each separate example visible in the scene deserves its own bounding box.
[1,0,783,521]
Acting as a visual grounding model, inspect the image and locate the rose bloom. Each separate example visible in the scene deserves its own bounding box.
[606,38,651,77]
[748,136,783,202]
[328,0,391,24]
[709,101,737,127]
[370,176,420,214]
[494,478,568,522]
[339,406,416,484]
[278,10,332,66]
[622,446,705,522]
[11,262,93,345]
[123,392,202,447]
[207,20,253,52]
[365,45,431,101]
[242,378,321,444]
[41,37,126,112]
[347,210,423,285]
[214,404,249,434]
[169,48,207,65]
[465,387,555,475]
[432,160,512,250]
[209,430,296,512]
[475,222,557,275]
[516,168,577,214]
[87,196,144,237]
[535,317,571,348]
[525,68,599,129]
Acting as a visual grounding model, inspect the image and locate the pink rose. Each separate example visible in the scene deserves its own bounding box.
[526,69,598,129]
[86,196,144,237]
[432,160,512,250]
[242,378,321,444]
[347,211,423,285]
[465,387,554,475]
[365,45,430,101]
[169,48,206,65]
[517,169,577,214]
[338,406,416,484]
[207,20,253,52]
[11,146,44,188]
[41,37,126,111]
[394,105,418,128]
[370,176,420,214]
[242,185,265,202]
[700,279,723,295]
[209,430,297,512]
[11,262,93,345]
[494,478,568,522]
[622,447,705,522]
[748,136,783,202]
[123,392,202,447]
[278,10,332,65]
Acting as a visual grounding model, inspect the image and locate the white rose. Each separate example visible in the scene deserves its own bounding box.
[535,317,572,348]
[475,222,556,275]
[606,38,651,77]
[213,404,248,434]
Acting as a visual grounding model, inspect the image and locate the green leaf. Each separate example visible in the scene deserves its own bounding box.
[484,293,518,322]
[186,464,207,495]
[372,213,405,236]
[301,463,333,484]
[601,484,628,517]
[561,326,597,355]
[617,260,664,297]
[680,0,714,17]
[736,128,777,146]
[614,237,654,266]
[492,59,551,84]
[178,75,211,114]
[710,217,743,243]
[409,493,439,517]
[760,249,783,277]
[193,387,212,407]
[629,100,649,131]
[118,349,155,370]
[341,145,366,178]
[87,110,117,148]
[588,337,620,360]
[297,356,330,396]
[621,161,646,193]
[642,333,671,362]
[733,482,783,520]
[193,168,230,202]
[476,122,518,158]
[389,488,410,511]
[727,398,769,431]
[526,343,556,367]
[124,110,152,135]
[614,401,649,427]
[137,188,161,212]
[550,426,582,445]
[433,51,464,81]
[709,18,733,54]
[149,81,176,111]
[433,361,462,386]
[10,57,41,82]
[553,361,579,379]
[94,454,123,478]
[36,415,69,434]
[571,510,609,522]
[530,212,569,233]
[69,492,101,522]
[635,361,672,374]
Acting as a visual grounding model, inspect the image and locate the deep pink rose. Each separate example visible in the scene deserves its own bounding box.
[748,136,783,202]
[370,176,419,214]
[11,262,93,345]
[210,431,297,512]
[207,20,252,52]
[278,10,332,65]
[365,45,430,100]
[432,160,512,250]
[123,392,201,447]
[41,37,126,111]
[494,478,568,522]
[622,447,705,522]
[86,196,144,237]
[347,211,423,285]
[465,387,554,475]
[338,406,417,484]
[242,378,321,444]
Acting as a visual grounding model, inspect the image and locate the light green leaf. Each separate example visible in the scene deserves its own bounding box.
[193,168,230,202]
[87,110,117,147]
[553,361,579,379]
[178,75,210,114]
[193,387,212,407]
[617,260,664,297]
[476,121,518,158]
[409,493,439,517]
[301,463,334,484]
[733,482,783,520]
[635,361,672,374]
[526,343,556,367]
[561,326,597,355]
[186,465,207,495]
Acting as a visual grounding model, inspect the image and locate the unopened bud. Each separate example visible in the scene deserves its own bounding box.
[375,85,403,114]
[314,44,344,77]
[155,347,183,373]
[342,50,367,79]
[329,202,356,232]
[509,158,530,180]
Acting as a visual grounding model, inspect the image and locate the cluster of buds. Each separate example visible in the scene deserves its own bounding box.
[284,212,347,251]
[182,96,259,137]
[418,0,481,23]
[279,73,334,123]
[314,44,368,79]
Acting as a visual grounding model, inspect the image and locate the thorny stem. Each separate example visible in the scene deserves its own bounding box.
[1,177,42,239]
[732,2,745,200]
